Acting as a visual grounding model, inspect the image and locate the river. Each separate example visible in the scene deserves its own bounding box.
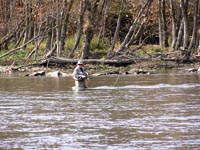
[0,72,200,149]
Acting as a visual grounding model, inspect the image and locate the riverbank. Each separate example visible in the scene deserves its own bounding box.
[0,60,200,77]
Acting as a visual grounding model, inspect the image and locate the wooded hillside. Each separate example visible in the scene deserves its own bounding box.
[0,0,200,66]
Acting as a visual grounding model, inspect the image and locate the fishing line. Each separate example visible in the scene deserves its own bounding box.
[113,74,120,87]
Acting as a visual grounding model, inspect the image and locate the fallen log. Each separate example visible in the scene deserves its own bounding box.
[39,57,135,66]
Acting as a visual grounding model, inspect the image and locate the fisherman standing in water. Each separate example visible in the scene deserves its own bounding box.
[72,60,88,89]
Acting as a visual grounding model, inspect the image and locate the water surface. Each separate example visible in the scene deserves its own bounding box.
[0,73,200,149]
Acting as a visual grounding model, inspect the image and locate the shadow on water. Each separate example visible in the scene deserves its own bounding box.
[0,73,200,149]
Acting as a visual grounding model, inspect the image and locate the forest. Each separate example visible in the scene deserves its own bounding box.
[0,0,200,68]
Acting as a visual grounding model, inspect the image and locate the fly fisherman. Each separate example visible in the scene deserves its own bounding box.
[72,60,88,89]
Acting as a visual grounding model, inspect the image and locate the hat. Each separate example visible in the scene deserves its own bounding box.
[77,60,83,65]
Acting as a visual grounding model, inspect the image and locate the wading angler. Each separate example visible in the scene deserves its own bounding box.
[72,60,88,90]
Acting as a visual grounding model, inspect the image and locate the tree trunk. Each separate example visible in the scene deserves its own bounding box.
[45,16,54,52]
[158,0,163,48]
[82,0,100,59]
[180,0,189,50]
[69,0,87,57]
[162,0,169,47]
[56,0,62,57]
[107,0,124,57]
[159,0,168,48]
[82,25,93,59]
[60,0,74,53]
[175,20,184,50]
[23,0,31,48]
[170,0,177,50]
[97,0,108,46]
[188,0,199,55]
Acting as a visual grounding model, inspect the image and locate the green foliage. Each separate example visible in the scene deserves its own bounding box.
[63,35,83,58]
[0,49,27,66]
[91,36,109,50]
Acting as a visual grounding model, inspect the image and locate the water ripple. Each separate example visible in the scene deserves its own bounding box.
[92,83,200,90]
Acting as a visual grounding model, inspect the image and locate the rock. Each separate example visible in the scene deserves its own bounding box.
[46,71,69,77]
[122,71,129,75]
[185,68,198,73]
[195,55,200,59]
[128,69,152,75]
[135,69,150,75]
[92,69,120,76]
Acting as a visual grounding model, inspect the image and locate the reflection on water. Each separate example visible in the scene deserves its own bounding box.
[0,73,200,149]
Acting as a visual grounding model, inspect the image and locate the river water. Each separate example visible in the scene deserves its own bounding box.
[0,72,200,150]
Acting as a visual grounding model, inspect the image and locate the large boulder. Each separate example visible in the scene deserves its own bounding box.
[27,71,45,76]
